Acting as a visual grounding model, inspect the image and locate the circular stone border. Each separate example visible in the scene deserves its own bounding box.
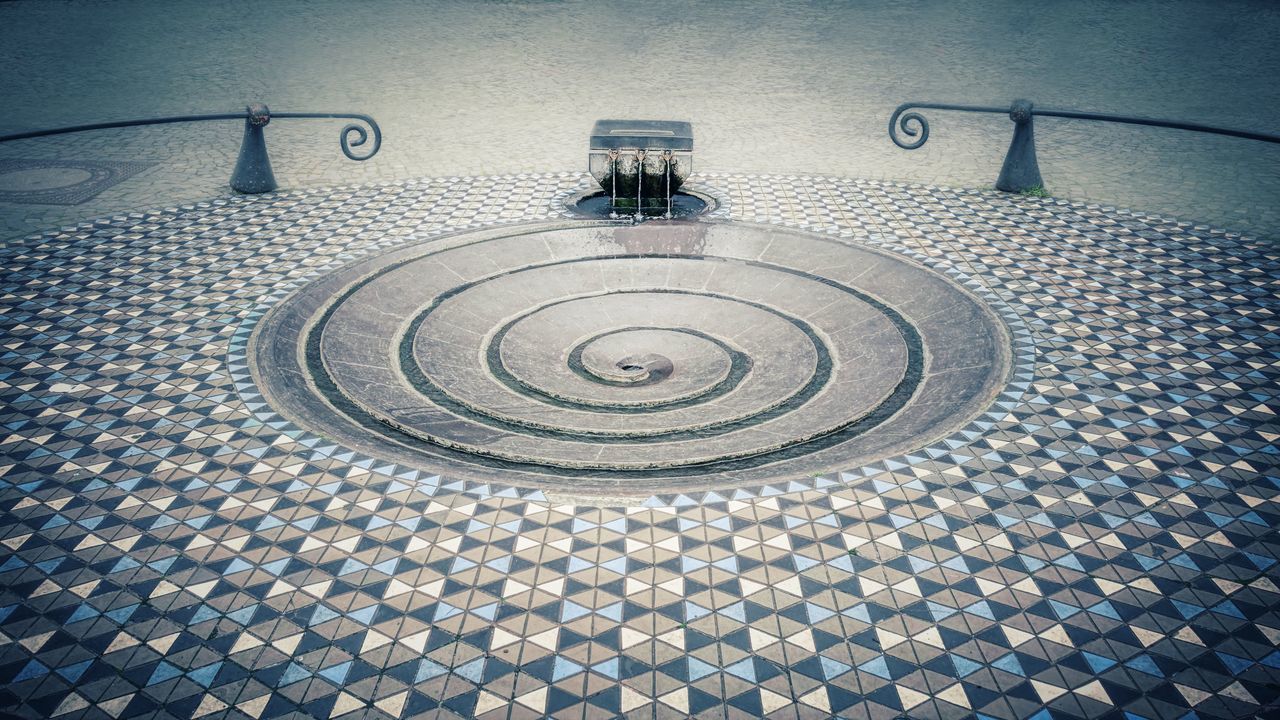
[227,184,1037,503]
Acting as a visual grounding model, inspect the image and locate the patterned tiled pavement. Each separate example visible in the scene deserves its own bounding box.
[0,173,1276,720]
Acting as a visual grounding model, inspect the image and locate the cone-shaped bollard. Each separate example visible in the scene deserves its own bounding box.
[995,99,1044,193]
[230,103,278,194]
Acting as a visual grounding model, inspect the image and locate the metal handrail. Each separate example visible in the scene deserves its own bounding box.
[888,100,1278,193]
[0,104,382,193]
[273,112,382,161]
[0,113,250,142]
[0,110,381,160]
[888,101,1280,150]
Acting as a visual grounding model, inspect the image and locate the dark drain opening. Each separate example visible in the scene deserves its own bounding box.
[569,191,710,219]
[618,364,644,371]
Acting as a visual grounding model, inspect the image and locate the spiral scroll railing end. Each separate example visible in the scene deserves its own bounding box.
[888,104,931,150]
[340,116,382,161]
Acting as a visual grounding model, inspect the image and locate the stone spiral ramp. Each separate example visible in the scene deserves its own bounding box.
[248,220,1014,493]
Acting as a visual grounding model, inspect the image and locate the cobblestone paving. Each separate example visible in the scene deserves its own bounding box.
[1,0,1278,241]
[0,174,1276,720]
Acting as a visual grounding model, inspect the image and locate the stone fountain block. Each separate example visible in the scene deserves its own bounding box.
[589,119,693,206]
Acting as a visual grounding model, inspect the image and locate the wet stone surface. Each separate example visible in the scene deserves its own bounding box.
[251,221,1011,493]
[537,326,736,403]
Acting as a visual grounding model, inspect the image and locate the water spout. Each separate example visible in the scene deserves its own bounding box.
[608,149,619,219]
[587,120,693,219]
[663,150,673,218]
[635,149,645,213]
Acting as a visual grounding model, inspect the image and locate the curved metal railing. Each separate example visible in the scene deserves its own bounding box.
[889,103,1006,150]
[888,99,1278,193]
[0,104,382,193]
[889,101,1280,150]
[272,112,382,161]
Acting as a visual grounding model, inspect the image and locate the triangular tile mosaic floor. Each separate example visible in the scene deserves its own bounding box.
[0,174,1276,720]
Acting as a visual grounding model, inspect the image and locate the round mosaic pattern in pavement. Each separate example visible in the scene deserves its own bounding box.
[248,221,1011,493]
[0,158,154,206]
[0,166,95,192]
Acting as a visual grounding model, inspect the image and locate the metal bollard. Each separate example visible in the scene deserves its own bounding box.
[995,99,1044,193]
[230,103,278,194]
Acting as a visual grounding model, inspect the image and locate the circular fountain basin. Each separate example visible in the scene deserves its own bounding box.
[249,220,1012,495]
[568,190,712,219]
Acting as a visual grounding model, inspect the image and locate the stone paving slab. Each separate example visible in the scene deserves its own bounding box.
[0,173,1274,720]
